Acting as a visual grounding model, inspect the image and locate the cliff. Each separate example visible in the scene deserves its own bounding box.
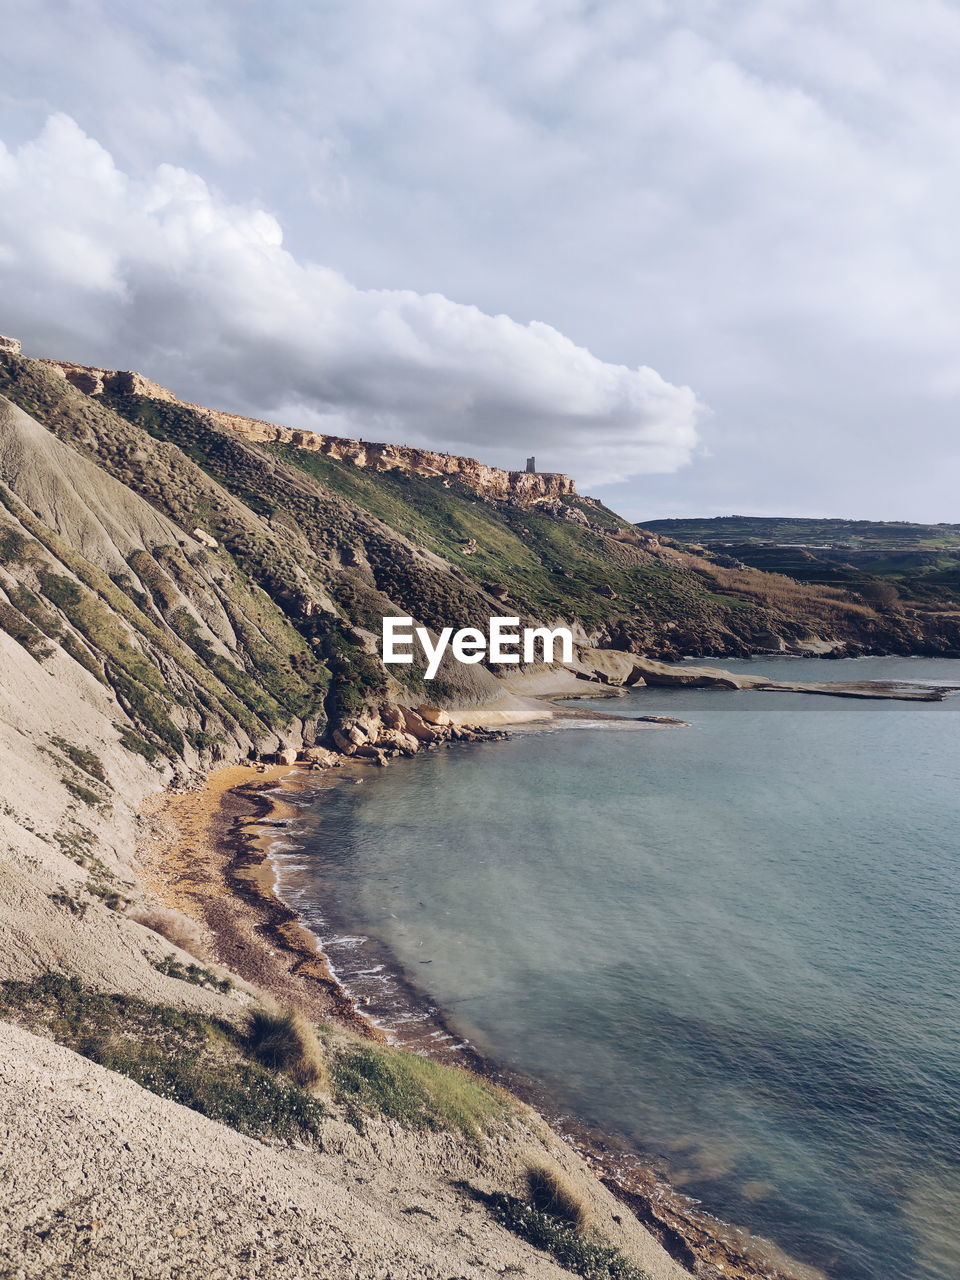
[39,358,576,505]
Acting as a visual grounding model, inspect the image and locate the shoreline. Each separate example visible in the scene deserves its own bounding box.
[143,722,826,1280]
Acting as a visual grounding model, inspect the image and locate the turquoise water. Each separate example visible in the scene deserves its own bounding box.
[274,657,960,1280]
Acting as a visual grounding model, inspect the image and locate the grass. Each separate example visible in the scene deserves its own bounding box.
[0,974,326,1142]
[49,889,87,917]
[51,736,109,785]
[50,826,126,909]
[332,1039,511,1136]
[152,955,232,994]
[0,524,30,564]
[117,725,160,762]
[62,775,109,811]
[247,1006,330,1093]
[527,1161,592,1232]
[130,904,208,958]
[482,1192,651,1280]
[0,599,54,661]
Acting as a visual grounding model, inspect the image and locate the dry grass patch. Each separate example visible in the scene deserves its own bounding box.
[130,904,209,960]
[247,1006,330,1094]
[527,1160,592,1232]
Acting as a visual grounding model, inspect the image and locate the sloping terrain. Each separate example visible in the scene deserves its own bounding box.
[1,1021,693,1280]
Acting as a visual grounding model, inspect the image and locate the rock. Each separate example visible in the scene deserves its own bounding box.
[574,648,646,686]
[332,729,357,755]
[398,708,440,743]
[298,746,339,768]
[416,705,451,726]
[379,705,405,731]
[481,581,511,602]
[631,657,748,690]
[345,625,379,654]
[191,527,218,550]
[374,729,419,755]
[0,334,22,355]
[276,748,298,766]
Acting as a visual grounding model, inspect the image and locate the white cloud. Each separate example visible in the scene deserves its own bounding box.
[0,114,700,486]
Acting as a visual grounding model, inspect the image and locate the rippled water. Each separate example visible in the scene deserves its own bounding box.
[272,657,960,1280]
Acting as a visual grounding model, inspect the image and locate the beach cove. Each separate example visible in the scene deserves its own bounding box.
[144,656,960,1280]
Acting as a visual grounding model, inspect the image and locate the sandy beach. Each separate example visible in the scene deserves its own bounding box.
[138,760,379,1032]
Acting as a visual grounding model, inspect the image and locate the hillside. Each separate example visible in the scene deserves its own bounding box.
[642,516,960,612]
[0,342,956,1280]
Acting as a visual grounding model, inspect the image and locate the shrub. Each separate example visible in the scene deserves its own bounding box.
[49,889,87,917]
[484,1192,649,1280]
[332,1039,510,1136]
[247,1006,330,1094]
[152,954,232,994]
[129,904,209,960]
[527,1161,592,1232]
[118,726,160,762]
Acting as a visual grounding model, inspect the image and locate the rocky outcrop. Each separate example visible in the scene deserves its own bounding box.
[320,703,506,760]
[0,336,21,356]
[39,358,576,506]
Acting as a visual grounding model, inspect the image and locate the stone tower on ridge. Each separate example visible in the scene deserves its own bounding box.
[525,456,536,473]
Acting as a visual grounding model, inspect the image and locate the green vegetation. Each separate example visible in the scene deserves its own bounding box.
[61,774,109,811]
[0,598,54,661]
[0,974,326,1142]
[460,1181,649,1280]
[49,889,87,917]
[486,1194,650,1280]
[0,524,29,564]
[641,515,960,548]
[52,824,96,867]
[117,725,160,762]
[51,737,109,785]
[3,346,958,749]
[332,1039,511,1136]
[152,955,232,994]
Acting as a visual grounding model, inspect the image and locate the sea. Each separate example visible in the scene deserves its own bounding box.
[268,657,960,1280]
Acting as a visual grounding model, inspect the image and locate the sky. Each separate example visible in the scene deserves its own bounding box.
[1,0,959,521]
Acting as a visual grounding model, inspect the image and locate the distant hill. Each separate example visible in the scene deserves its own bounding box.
[641,516,960,609]
[640,516,960,549]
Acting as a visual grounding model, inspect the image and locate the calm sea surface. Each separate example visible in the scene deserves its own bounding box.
[272,657,960,1280]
